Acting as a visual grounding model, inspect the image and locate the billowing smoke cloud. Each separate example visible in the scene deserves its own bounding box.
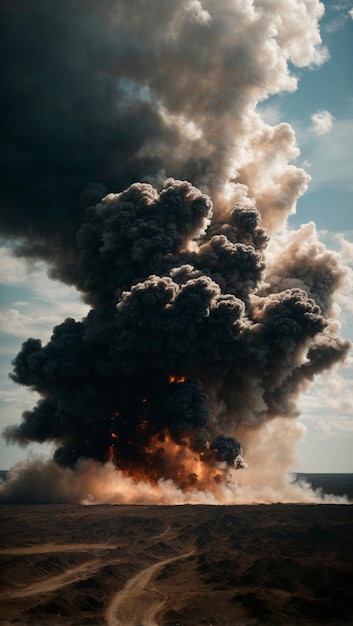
[0,0,351,503]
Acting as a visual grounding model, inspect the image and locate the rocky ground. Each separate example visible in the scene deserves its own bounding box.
[0,475,352,626]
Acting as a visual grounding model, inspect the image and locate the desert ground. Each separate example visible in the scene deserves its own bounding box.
[0,475,353,626]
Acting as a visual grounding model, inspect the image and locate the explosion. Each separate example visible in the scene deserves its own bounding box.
[0,0,350,504]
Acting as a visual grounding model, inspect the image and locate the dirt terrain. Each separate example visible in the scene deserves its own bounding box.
[0,476,353,626]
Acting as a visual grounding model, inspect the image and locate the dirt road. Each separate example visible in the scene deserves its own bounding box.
[106,550,194,626]
[0,557,120,599]
[0,542,118,556]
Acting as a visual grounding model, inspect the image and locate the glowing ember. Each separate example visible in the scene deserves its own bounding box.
[106,444,115,463]
[169,375,186,384]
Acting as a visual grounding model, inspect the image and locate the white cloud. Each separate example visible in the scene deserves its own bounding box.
[0,381,37,415]
[326,14,346,32]
[0,308,62,339]
[316,417,353,434]
[320,368,353,411]
[0,246,30,284]
[0,246,89,332]
[316,419,332,433]
[297,366,353,471]
[29,272,89,321]
[0,248,90,463]
[310,110,335,135]
[325,2,353,31]
[303,118,353,192]
[298,361,353,424]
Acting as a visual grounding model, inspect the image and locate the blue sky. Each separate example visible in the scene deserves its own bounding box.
[0,0,352,473]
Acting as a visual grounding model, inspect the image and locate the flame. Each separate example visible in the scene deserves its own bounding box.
[169,375,186,383]
[111,432,119,439]
[145,432,224,489]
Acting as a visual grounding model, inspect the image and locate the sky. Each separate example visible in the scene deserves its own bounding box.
[259,0,353,471]
[0,0,352,490]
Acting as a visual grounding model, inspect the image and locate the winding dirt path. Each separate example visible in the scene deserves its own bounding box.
[0,556,120,600]
[105,550,194,626]
[0,542,117,556]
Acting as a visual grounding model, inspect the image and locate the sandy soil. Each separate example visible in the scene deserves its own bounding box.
[0,478,353,626]
[105,550,194,626]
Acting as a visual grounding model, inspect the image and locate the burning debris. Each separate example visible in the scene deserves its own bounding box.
[0,0,351,503]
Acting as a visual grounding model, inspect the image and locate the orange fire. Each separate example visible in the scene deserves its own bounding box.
[169,375,186,383]
[110,432,119,439]
[145,431,224,489]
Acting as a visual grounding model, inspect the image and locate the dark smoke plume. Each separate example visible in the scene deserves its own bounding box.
[0,0,351,503]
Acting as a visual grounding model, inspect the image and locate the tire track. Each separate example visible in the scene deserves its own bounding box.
[0,556,120,599]
[105,549,194,626]
[0,542,118,556]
